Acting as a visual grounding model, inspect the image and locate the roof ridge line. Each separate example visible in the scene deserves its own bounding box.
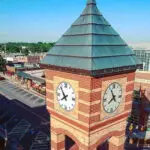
[55,44,128,47]
[46,54,136,59]
[63,33,119,36]
[72,23,111,27]
[87,0,97,5]
[80,13,102,16]
[87,3,96,5]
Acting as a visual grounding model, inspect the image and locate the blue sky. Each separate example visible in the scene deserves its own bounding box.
[0,0,150,43]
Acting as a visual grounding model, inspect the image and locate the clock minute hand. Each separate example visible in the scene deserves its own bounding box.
[110,89,116,102]
[60,87,67,101]
[60,87,66,97]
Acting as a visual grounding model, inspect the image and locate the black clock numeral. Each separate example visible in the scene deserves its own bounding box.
[57,92,60,97]
[72,98,75,101]
[113,84,115,89]
[107,108,110,113]
[104,103,107,107]
[64,83,68,88]
[118,95,122,98]
[110,108,113,113]
[64,105,67,110]
[103,99,107,102]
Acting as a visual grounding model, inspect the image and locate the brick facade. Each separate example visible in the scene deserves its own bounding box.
[45,69,136,149]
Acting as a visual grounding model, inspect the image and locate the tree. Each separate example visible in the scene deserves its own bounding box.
[0,42,55,54]
[22,48,29,56]
[0,55,6,72]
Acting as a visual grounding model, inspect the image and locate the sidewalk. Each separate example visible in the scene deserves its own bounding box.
[0,73,46,100]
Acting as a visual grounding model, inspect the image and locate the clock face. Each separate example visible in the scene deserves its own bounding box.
[56,82,76,111]
[103,82,122,113]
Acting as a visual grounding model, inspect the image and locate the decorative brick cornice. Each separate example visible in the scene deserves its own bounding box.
[40,63,141,77]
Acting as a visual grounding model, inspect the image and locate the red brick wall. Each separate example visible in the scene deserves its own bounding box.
[46,69,135,131]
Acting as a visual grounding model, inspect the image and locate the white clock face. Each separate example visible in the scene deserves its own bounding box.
[56,82,76,111]
[103,82,122,113]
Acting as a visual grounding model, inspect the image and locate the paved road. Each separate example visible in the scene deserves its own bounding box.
[30,131,50,150]
[0,80,45,108]
[0,80,50,150]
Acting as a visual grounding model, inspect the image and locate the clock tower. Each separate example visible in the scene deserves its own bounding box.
[41,0,141,149]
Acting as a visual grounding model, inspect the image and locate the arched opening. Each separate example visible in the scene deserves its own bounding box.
[97,139,109,150]
[65,135,79,150]
[65,136,75,150]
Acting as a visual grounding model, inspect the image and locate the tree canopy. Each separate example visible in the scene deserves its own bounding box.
[0,42,55,55]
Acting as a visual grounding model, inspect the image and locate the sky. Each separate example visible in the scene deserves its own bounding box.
[0,0,150,45]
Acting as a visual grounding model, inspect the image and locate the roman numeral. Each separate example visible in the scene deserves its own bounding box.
[64,83,68,88]
[113,84,115,89]
[110,108,113,113]
[103,99,107,102]
[118,95,122,98]
[64,106,67,110]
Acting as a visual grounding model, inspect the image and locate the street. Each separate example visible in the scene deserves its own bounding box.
[0,80,50,150]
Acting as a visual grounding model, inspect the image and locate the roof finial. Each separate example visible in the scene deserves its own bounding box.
[87,0,96,5]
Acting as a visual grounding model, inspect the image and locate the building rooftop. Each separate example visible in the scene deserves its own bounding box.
[41,0,141,76]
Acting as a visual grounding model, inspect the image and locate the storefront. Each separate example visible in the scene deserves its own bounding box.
[31,77,45,95]
[16,71,46,96]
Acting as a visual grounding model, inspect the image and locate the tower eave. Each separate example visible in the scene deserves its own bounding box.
[40,63,142,77]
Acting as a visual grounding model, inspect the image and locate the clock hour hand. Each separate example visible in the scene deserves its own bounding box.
[108,98,114,104]
[61,95,68,101]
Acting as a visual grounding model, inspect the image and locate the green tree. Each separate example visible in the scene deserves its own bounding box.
[1,42,55,54]
[6,43,20,53]
[0,55,6,72]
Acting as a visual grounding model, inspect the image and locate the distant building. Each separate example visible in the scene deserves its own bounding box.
[134,49,150,71]
[16,69,46,96]
[5,62,40,77]
[4,53,24,63]
[134,71,150,98]
[4,53,47,65]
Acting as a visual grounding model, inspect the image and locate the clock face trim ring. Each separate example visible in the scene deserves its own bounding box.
[56,81,76,112]
[102,82,123,114]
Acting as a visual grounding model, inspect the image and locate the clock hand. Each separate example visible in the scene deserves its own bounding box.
[108,98,114,104]
[60,87,68,101]
[60,87,65,97]
[61,95,68,101]
[110,89,116,102]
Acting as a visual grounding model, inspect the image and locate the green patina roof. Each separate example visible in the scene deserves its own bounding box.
[41,0,141,74]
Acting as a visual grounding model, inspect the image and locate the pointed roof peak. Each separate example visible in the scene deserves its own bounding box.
[41,0,141,77]
[87,0,96,5]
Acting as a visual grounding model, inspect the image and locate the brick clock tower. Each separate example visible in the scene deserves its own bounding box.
[41,0,141,149]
